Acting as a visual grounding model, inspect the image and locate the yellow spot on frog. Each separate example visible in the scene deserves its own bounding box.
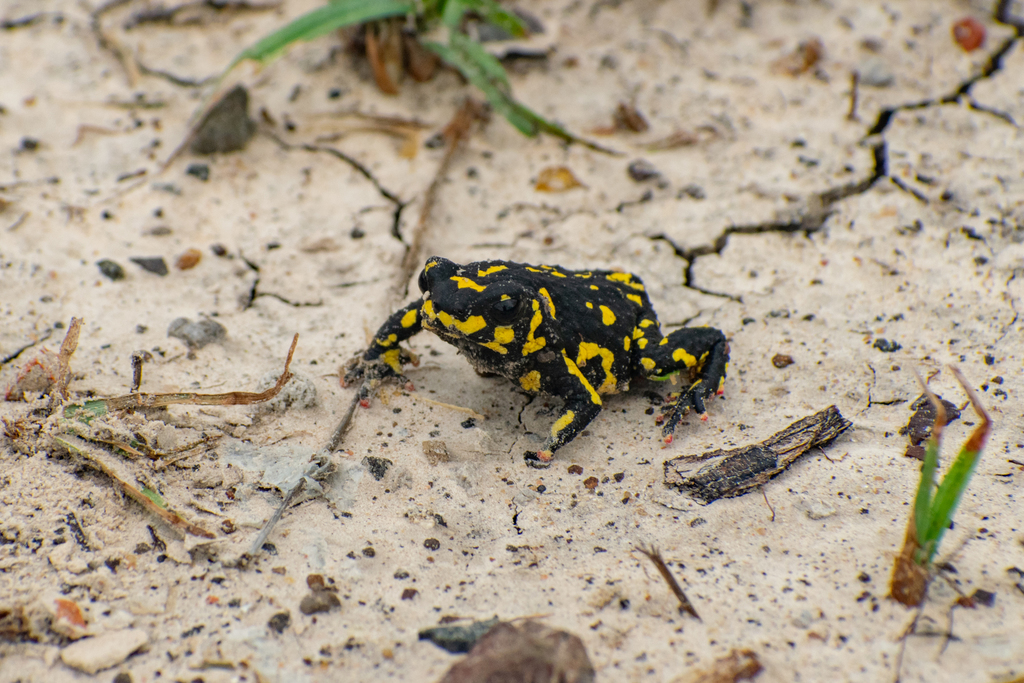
[586,302,594,309]
[400,309,418,328]
[562,350,602,406]
[607,272,645,291]
[638,338,648,349]
[672,348,698,367]
[477,265,508,277]
[576,342,617,393]
[659,338,669,345]
[522,300,546,355]
[574,272,592,278]
[599,305,616,326]
[538,288,556,318]
[640,319,655,328]
[633,327,644,340]
[590,285,599,290]
[641,357,656,371]
[424,260,439,271]
[377,333,398,347]
[382,349,402,373]
[482,326,515,355]
[520,370,541,392]
[421,300,435,318]
[623,336,631,351]
[551,410,575,437]
[450,276,486,292]
[526,267,542,273]
[627,294,643,306]
[437,310,487,335]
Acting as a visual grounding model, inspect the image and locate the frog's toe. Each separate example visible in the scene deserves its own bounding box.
[524,450,553,468]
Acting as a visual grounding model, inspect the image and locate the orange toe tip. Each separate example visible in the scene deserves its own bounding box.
[404,381,416,392]
[664,435,673,444]
[716,388,725,396]
[699,413,709,422]
[536,450,553,462]
[359,399,371,408]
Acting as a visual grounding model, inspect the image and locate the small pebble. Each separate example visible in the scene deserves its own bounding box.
[567,464,583,475]
[424,538,441,551]
[167,317,226,349]
[583,476,599,490]
[175,248,202,270]
[267,611,291,634]
[627,159,661,182]
[299,591,341,615]
[873,338,901,353]
[190,85,256,155]
[129,257,168,276]
[858,57,894,87]
[60,629,148,674]
[363,456,392,481]
[422,440,450,464]
[97,259,125,281]
[186,163,210,181]
[772,353,795,368]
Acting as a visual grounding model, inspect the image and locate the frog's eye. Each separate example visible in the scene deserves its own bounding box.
[491,297,523,324]
[418,268,429,293]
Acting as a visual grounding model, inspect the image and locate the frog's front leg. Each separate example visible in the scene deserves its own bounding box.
[524,351,603,468]
[636,326,729,442]
[342,299,424,403]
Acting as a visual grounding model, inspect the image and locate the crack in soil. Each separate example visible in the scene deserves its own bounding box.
[668,17,1020,300]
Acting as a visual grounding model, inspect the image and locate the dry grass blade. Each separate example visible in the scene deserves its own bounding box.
[635,543,701,620]
[54,434,216,539]
[53,318,83,404]
[86,334,298,413]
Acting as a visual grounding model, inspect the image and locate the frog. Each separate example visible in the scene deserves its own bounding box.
[343,256,729,467]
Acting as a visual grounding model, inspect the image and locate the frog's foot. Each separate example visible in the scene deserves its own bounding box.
[524,450,553,469]
[342,355,412,407]
[660,382,712,442]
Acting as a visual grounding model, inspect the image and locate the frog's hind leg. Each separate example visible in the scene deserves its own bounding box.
[525,351,604,468]
[637,327,729,442]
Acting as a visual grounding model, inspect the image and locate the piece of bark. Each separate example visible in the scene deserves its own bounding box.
[664,406,851,504]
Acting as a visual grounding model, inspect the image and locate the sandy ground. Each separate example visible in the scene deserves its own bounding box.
[1,0,1023,681]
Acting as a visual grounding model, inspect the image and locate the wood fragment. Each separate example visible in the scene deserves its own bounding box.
[634,543,701,620]
[676,648,763,683]
[664,406,851,504]
[396,98,484,301]
[53,318,83,403]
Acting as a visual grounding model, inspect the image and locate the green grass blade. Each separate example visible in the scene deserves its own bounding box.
[922,443,983,562]
[232,0,414,67]
[424,39,536,134]
[913,436,939,556]
[450,31,511,89]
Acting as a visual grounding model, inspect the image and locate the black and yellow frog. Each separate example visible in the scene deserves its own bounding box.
[343,257,729,467]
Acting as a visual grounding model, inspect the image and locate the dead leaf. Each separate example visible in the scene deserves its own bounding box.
[535,166,584,193]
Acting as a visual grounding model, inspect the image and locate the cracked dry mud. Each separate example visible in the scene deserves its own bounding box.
[1,1,1023,682]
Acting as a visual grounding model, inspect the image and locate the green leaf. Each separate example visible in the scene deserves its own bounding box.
[913,435,938,557]
[450,31,510,89]
[64,400,108,423]
[141,486,169,510]
[232,0,414,67]
[922,441,983,562]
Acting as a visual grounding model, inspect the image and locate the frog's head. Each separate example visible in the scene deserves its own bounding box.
[417,256,552,358]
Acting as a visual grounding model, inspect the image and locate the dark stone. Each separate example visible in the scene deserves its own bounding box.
[362,456,392,481]
[97,259,125,281]
[424,538,440,551]
[190,85,256,155]
[267,611,291,634]
[129,256,168,276]
[872,338,901,353]
[419,617,500,653]
[186,163,210,181]
[299,591,341,615]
